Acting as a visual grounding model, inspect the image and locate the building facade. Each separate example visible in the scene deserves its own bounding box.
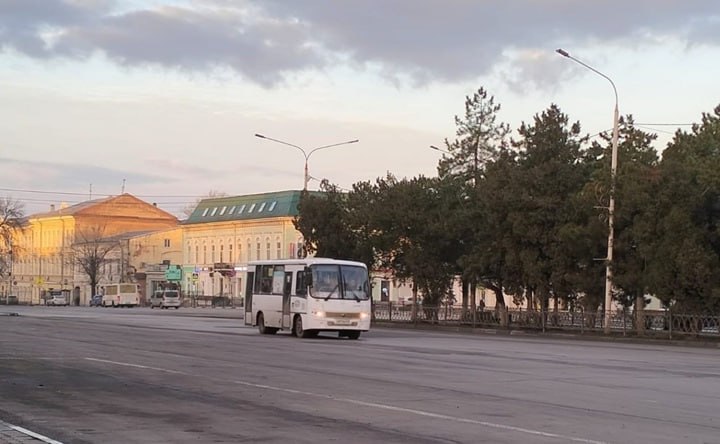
[181,190,305,304]
[11,194,178,304]
[127,227,183,304]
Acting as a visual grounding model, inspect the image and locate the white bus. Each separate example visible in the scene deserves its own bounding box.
[101,283,140,308]
[245,258,371,339]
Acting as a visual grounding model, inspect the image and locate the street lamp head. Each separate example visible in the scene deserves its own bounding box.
[556,48,570,58]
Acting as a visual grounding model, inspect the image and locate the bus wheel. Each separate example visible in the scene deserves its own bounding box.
[293,315,313,339]
[346,331,361,340]
[257,313,275,335]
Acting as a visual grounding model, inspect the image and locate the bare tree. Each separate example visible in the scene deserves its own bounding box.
[181,190,227,218]
[0,196,24,279]
[73,225,118,297]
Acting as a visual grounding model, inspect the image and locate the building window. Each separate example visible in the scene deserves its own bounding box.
[202,208,209,217]
[247,241,251,261]
[219,206,227,215]
[187,244,191,261]
[229,244,233,263]
[276,239,281,259]
[265,237,271,260]
[238,204,246,214]
[195,245,199,264]
[258,202,266,212]
[211,244,216,263]
[203,244,207,264]
[256,239,261,261]
[210,207,218,216]
[238,243,242,263]
[220,244,224,263]
[164,239,170,248]
[248,203,256,213]
[268,201,277,211]
[228,206,236,215]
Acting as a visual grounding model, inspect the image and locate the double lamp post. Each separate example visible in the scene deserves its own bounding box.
[254,134,359,191]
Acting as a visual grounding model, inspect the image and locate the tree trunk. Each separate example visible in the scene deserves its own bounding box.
[527,287,535,312]
[635,292,645,336]
[493,286,505,309]
[461,278,469,318]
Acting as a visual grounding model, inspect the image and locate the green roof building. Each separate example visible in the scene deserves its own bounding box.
[181,190,306,302]
[184,190,303,225]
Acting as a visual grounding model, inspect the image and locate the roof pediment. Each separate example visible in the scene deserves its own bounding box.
[30,194,177,222]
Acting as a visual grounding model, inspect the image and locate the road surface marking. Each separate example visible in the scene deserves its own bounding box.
[84,357,609,444]
[2,420,64,444]
[231,380,609,444]
[84,357,186,374]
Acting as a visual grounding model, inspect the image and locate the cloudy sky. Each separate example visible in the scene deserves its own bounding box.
[1,0,719,217]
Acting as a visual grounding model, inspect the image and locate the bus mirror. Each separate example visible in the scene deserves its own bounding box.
[303,268,313,287]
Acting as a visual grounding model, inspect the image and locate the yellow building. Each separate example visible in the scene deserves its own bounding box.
[12,194,178,304]
[181,190,305,303]
[127,227,183,304]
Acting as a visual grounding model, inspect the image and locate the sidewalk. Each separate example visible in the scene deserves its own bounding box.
[0,420,61,444]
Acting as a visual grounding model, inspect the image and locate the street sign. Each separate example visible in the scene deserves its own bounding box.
[164,265,182,282]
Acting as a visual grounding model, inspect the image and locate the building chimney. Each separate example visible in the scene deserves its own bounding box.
[153,203,157,207]
[50,204,55,211]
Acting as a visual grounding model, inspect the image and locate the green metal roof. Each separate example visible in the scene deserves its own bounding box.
[184,190,303,225]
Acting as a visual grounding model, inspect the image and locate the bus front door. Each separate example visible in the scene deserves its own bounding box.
[244,272,254,326]
[282,272,292,329]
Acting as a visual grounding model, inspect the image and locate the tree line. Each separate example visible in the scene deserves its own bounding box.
[294,88,720,315]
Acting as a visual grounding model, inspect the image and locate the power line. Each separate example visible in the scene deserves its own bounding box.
[0,186,206,199]
[634,123,694,126]
[635,125,676,135]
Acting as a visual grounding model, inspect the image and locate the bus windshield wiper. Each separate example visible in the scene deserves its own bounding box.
[324,284,339,301]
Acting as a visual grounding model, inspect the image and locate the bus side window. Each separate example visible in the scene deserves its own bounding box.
[259,265,274,294]
[295,271,306,297]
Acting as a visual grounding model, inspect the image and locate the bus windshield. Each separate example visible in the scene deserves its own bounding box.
[309,264,369,300]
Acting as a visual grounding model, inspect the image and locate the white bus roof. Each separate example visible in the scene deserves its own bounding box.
[247,257,367,269]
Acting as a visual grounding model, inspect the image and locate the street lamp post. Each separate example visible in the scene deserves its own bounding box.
[254,134,359,191]
[429,144,450,154]
[556,48,619,334]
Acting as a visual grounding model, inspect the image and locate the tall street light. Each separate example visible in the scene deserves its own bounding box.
[556,48,619,334]
[255,134,359,191]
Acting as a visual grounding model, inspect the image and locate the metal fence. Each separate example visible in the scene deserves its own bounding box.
[371,302,720,339]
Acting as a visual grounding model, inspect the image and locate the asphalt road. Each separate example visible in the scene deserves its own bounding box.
[1,306,719,444]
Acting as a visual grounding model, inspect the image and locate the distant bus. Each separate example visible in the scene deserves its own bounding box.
[101,283,140,308]
[245,258,371,339]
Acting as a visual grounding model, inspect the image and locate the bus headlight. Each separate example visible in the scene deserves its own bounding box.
[312,310,325,318]
[360,312,370,320]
